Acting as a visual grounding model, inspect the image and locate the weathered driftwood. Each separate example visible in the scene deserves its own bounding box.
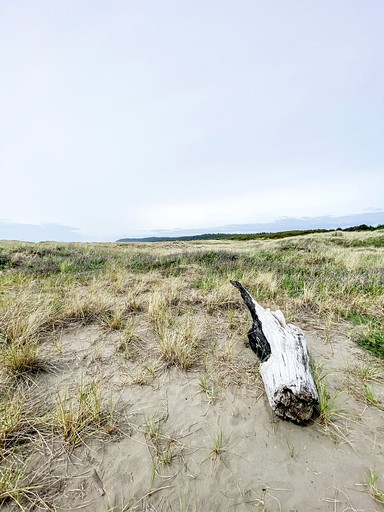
[231,280,318,423]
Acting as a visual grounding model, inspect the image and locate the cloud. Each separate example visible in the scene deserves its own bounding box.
[1,2,384,242]
[0,220,87,242]
[1,211,383,242]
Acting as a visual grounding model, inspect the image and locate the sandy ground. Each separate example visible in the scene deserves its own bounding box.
[8,313,384,512]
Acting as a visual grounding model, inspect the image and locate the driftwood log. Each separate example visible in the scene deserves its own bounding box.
[231,280,318,423]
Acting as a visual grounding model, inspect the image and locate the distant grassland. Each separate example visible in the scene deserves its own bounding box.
[0,228,383,358]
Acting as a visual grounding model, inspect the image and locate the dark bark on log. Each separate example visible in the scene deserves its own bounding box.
[231,280,318,424]
[230,280,271,362]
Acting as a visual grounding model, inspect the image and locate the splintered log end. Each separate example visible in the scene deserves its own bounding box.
[231,280,319,424]
[272,387,318,424]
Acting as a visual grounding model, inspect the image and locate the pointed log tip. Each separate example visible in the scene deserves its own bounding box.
[230,280,272,362]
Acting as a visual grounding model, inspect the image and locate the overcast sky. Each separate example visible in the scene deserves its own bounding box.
[1,1,383,241]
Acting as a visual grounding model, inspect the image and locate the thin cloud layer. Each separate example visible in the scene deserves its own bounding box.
[126,211,384,240]
[0,221,86,243]
[1,1,383,241]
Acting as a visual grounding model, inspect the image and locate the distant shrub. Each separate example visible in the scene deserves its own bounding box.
[3,245,108,276]
[24,259,61,275]
[343,224,375,232]
[0,252,11,269]
[127,253,183,276]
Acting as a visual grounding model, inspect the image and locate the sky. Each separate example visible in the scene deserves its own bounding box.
[1,1,383,242]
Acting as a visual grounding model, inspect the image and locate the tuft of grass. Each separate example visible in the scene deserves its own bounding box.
[156,316,200,370]
[0,338,42,378]
[198,375,218,404]
[345,362,384,410]
[157,446,176,466]
[363,385,377,405]
[131,366,154,385]
[144,415,163,443]
[148,291,172,336]
[0,464,24,506]
[368,469,384,504]
[0,391,44,462]
[349,362,384,382]
[55,381,114,446]
[210,429,226,459]
[226,307,237,330]
[144,414,178,467]
[60,288,116,325]
[0,292,59,344]
[101,308,125,331]
[362,385,384,410]
[218,341,235,363]
[118,318,138,359]
[205,283,238,314]
[311,363,342,426]
[0,461,38,507]
[253,271,279,300]
[125,286,144,312]
[0,394,23,450]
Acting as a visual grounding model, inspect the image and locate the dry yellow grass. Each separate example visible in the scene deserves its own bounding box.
[0,231,383,510]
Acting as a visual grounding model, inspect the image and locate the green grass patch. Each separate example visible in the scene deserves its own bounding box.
[329,235,384,248]
[356,331,384,358]
[346,311,384,357]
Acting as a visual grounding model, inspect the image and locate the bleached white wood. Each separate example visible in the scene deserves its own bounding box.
[256,302,318,422]
[231,281,318,423]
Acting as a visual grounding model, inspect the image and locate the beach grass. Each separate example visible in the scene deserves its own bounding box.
[0,229,383,509]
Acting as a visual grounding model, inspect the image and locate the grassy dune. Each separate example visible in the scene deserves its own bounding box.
[0,230,383,510]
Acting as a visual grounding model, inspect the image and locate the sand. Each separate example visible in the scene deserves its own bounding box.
[8,310,381,512]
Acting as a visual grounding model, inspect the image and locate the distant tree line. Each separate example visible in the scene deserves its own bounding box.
[116,224,384,243]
